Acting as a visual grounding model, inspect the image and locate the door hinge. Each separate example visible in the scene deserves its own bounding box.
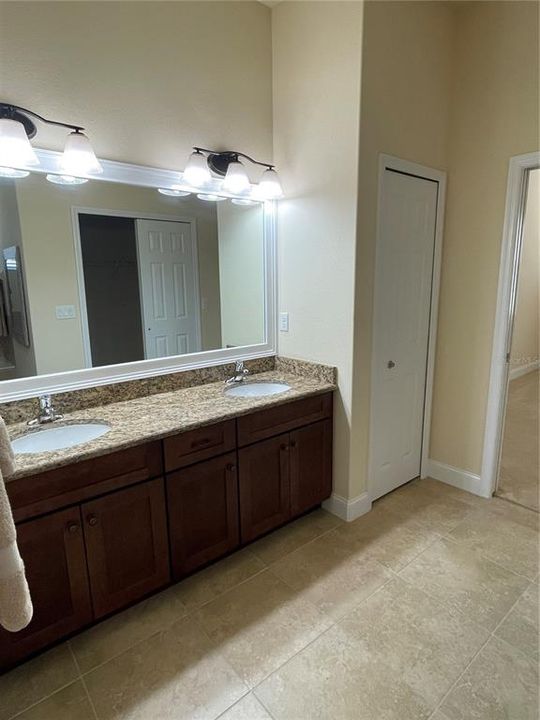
[505,352,511,363]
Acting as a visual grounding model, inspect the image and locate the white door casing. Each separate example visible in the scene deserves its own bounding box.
[370,167,439,501]
[135,219,202,359]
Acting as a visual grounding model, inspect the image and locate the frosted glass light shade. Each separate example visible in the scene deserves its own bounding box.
[158,187,191,197]
[197,193,226,202]
[0,119,39,168]
[222,160,250,194]
[46,174,88,185]
[0,167,29,178]
[60,132,102,175]
[257,168,283,199]
[183,151,211,187]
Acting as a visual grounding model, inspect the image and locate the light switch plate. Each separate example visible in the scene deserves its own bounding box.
[55,305,76,320]
[279,312,289,332]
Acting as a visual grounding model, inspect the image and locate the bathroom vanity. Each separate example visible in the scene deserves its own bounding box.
[0,377,333,671]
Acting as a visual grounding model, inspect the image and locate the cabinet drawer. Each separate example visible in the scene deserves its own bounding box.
[8,442,163,522]
[237,393,333,447]
[164,420,236,471]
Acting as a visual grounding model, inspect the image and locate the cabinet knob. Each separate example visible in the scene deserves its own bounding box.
[87,515,98,527]
[290,440,297,448]
[66,522,79,534]
[226,463,237,472]
[280,443,289,451]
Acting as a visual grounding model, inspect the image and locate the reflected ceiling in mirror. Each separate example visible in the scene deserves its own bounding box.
[0,168,269,386]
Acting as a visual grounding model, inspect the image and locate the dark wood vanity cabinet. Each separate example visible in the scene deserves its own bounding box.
[0,392,333,672]
[238,418,333,542]
[0,506,92,668]
[167,451,239,579]
[82,478,170,618]
[238,434,291,543]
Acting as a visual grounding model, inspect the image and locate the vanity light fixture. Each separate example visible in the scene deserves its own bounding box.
[0,102,102,178]
[185,147,283,199]
[158,187,191,197]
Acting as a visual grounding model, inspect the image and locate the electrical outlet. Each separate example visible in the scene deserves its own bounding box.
[279,312,289,332]
[55,305,76,319]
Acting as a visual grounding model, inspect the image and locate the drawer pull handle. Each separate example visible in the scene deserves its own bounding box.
[66,522,79,534]
[191,437,214,449]
[87,515,98,527]
[226,463,237,472]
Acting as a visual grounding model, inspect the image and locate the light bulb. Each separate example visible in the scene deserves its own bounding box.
[257,168,283,199]
[0,118,39,169]
[183,151,211,187]
[46,174,88,185]
[60,131,102,175]
[158,187,191,197]
[0,166,29,178]
[197,193,226,202]
[222,160,250,194]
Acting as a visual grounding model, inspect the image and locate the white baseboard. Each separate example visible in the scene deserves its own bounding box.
[509,360,539,380]
[425,459,490,498]
[323,491,372,522]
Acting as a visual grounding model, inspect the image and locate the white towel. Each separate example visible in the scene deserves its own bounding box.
[0,417,33,632]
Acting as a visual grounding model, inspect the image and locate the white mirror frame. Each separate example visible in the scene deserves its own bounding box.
[0,149,277,402]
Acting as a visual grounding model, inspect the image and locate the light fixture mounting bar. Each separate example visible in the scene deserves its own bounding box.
[193,146,275,175]
[0,102,85,138]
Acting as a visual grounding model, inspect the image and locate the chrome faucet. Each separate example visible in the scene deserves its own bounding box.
[225,360,250,385]
[28,395,64,426]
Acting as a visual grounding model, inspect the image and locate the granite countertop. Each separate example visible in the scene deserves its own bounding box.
[7,369,336,480]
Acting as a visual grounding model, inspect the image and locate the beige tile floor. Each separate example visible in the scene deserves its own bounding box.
[0,479,538,720]
[497,370,539,511]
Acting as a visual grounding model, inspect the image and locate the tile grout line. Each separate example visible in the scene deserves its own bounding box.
[68,642,100,720]
[6,676,87,720]
[427,571,537,719]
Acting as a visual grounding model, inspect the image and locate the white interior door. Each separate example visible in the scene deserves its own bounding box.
[370,169,438,500]
[136,219,201,359]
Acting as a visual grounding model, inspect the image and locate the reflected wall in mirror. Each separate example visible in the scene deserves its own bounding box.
[0,174,265,380]
[497,167,539,512]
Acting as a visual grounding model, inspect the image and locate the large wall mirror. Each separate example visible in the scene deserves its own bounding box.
[0,152,276,401]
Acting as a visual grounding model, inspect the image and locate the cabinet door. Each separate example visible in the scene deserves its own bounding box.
[82,478,169,618]
[167,452,239,579]
[0,507,92,670]
[238,433,290,543]
[290,419,333,518]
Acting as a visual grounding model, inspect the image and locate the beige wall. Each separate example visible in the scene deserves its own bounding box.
[272,1,363,498]
[511,168,540,372]
[430,1,540,473]
[351,0,455,496]
[15,177,222,374]
[0,2,272,177]
[217,202,265,348]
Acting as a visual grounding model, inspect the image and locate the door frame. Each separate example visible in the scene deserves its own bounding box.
[481,151,540,497]
[72,207,199,368]
[368,154,447,500]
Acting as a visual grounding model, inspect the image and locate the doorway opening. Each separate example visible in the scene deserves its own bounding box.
[483,153,539,511]
[74,209,201,369]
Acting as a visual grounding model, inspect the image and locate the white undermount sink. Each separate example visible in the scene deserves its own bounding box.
[225,381,291,398]
[11,422,111,454]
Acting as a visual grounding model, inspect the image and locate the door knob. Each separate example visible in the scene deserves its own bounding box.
[387,360,396,369]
